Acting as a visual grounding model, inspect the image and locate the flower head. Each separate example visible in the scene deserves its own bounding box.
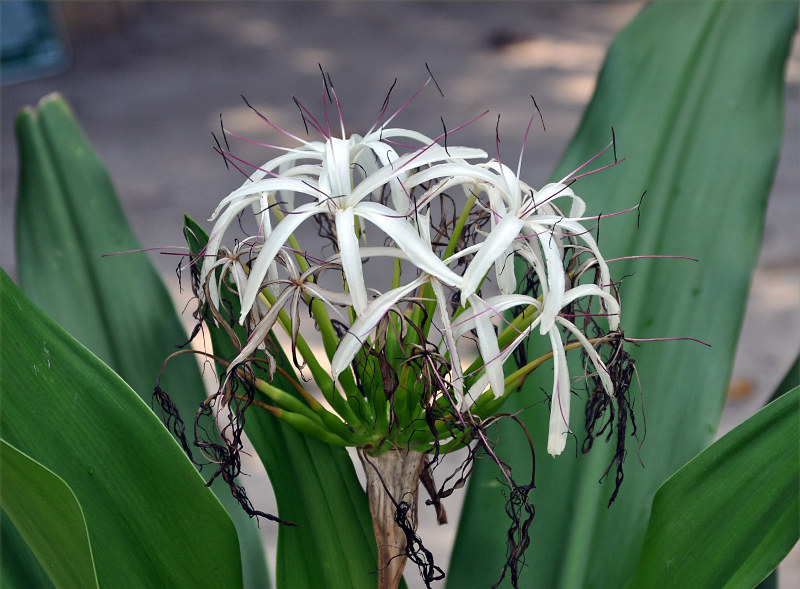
[156,74,640,589]
[196,79,630,460]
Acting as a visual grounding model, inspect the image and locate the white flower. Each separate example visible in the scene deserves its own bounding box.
[199,86,626,461]
[203,128,484,323]
[451,285,619,456]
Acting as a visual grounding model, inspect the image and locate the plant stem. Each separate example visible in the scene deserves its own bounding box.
[358,447,427,589]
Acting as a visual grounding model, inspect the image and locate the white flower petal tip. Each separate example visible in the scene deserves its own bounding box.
[547,434,568,457]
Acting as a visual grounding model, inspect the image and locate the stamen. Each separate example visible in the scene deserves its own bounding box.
[241,94,311,146]
[425,63,445,97]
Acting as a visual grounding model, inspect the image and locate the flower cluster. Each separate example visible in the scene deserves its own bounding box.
[196,79,626,458]
[153,75,639,589]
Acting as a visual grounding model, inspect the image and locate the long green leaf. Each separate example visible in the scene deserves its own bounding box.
[0,268,242,587]
[12,93,269,588]
[1,511,55,589]
[450,2,798,588]
[184,216,383,589]
[627,388,799,588]
[1,440,98,589]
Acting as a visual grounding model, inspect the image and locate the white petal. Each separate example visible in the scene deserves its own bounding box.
[467,294,505,400]
[322,137,353,197]
[228,288,293,369]
[202,194,261,286]
[346,146,485,207]
[453,293,541,339]
[431,279,464,408]
[330,276,427,378]
[303,283,354,307]
[557,317,614,397]
[209,177,315,222]
[496,242,518,295]
[460,215,525,305]
[355,202,464,287]
[534,224,566,334]
[335,207,368,316]
[238,203,321,323]
[547,327,571,456]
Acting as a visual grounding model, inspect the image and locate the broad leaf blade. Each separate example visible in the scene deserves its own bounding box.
[450,2,798,588]
[184,215,382,589]
[1,511,56,589]
[1,440,99,589]
[627,388,799,588]
[0,269,242,587]
[12,93,269,588]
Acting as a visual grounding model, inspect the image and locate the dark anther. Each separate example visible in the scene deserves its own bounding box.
[595,211,602,246]
[211,132,230,170]
[219,113,231,152]
[381,78,398,113]
[612,126,618,163]
[292,96,310,135]
[318,63,334,102]
[425,63,444,97]
[440,116,450,156]
[637,189,647,229]
[530,94,546,132]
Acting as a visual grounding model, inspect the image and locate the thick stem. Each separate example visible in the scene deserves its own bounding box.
[358,448,427,589]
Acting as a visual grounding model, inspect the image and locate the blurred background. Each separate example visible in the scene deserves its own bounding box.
[2,2,798,587]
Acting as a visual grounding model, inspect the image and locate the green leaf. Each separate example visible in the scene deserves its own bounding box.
[12,93,269,588]
[1,440,98,589]
[1,510,56,589]
[0,268,243,588]
[183,215,382,589]
[449,2,798,588]
[626,388,799,588]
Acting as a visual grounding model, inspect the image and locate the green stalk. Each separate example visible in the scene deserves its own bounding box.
[257,290,364,428]
[271,367,366,445]
[252,376,328,427]
[266,407,350,447]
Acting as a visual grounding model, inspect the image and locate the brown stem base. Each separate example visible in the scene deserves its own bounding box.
[358,448,427,589]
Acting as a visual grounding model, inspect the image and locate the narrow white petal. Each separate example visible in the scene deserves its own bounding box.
[238,203,320,323]
[330,276,427,378]
[532,182,574,211]
[202,194,261,286]
[355,202,464,287]
[228,288,293,369]
[322,137,353,197]
[335,208,368,316]
[452,293,541,339]
[209,177,316,222]
[460,215,525,306]
[302,283,354,307]
[326,246,409,264]
[496,243,518,295]
[557,317,615,397]
[346,146,485,206]
[431,279,464,408]
[535,224,566,334]
[468,294,505,400]
[405,160,497,190]
[547,328,571,456]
